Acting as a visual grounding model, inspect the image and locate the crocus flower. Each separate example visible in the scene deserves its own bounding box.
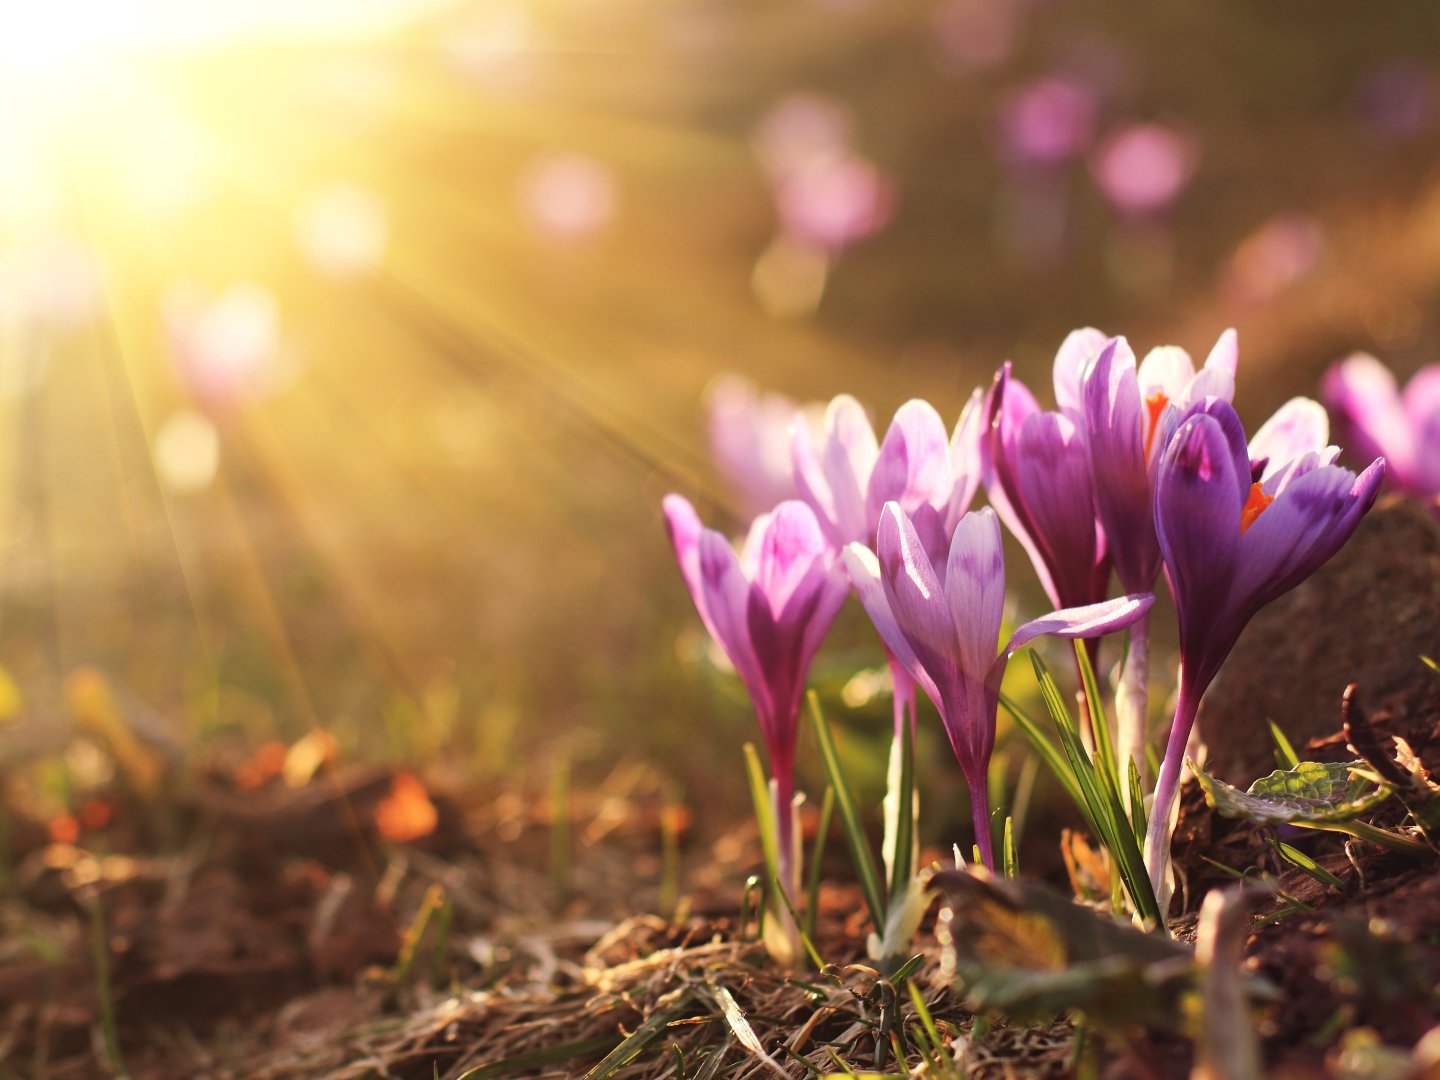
[845,504,1153,869]
[704,375,819,520]
[1144,398,1384,905]
[1079,329,1237,785]
[1322,353,1440,513]
[983,330,1114,614]
[794,391,984,732]
[663,494,849,899]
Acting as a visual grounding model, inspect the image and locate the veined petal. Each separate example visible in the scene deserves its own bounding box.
[751,501,830,619]
[698,529,770,715]
[1083,336,1159,592]
[1137,345,1196,403]
[663,494,718,639]
[1013,410,1103,608]
[1174,365,1235,414]
[945,387,985,529]
[793,394,878,546]
[1155,408,1249,687]
[1202,328,1239,379]
[876,502,962,702]
[1053,327,1109,417]
[982,364,1058,604]
[1233,458,1385,613]
[867,398,953,524]
[1261,446,1342,498]
[1251,397,1329,480]
[1403,368,1440,493]
[999,593,1154,659]
[1322,353,1413,479]
[844,543,941,705]
[943,508,1006,683]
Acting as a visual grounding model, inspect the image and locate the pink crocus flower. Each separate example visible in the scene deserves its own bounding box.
[704,375,818,520]
[1145,398,1384,905]
[663,495,850,900]
[1322,353,1440,513]
[793,392,984,736]
[983,329,1114,614]
[845,504,1153,869]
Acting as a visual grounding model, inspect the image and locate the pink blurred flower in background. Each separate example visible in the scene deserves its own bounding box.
[1224,212,1324,303]
[704,375,821,520]
[1353,61,1436,142]
[295,183,389,278]
[932,0,1025,72]
[1090,122,1198,218]
[998,75,1098,168]
[166,282,285,413]
[517,152,618,240]
[1323,353,1440,510]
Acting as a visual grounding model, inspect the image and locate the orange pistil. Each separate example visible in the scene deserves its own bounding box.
[1240,482,1275,534]
[1143,391,1169,460]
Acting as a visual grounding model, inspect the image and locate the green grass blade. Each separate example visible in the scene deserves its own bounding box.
[1073,640,1119,786]
[1268,721,1300,769]
[888,721,916,903]
[1421,655,1439,678]
[805,785,835,941]
[999,692,1084,810]
[577,1005,691,1080]
[773,875,825,971]
[743,743,781,886]
[809,693,886,933]
[1002,815,1018,878]
[1126,757,1148,839]
[1271,839,1343,890]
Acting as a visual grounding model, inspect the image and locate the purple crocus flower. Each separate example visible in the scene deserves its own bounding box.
[794,391,984,732]
[1322,353,1440,513]
[1144,398,1384,903]
[663,494,850,899]
[704,374,819,520]
[1079,329,1237,785]
[983,330,1114,617]
[844,504,1153,869]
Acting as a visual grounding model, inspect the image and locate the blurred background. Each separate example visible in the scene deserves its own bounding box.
[2,0,1440,838]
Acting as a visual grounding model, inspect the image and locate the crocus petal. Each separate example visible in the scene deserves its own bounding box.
[1403,368,1440,493]
[1154,408,1249,687]
[1250,397,1329,480]
[982,364,1058,604]
[867,399,953,524]
[1202,328,1238,379]
[875,502,962,702]
[1232,458,1385,613]
[1013,410,1104,608]
[793,394,879,546]
[1083,336,1159,592]
[750,501,831,620]
[705,375,802,518]
[945,387,985,529]
[1136,345,1196,403]
[942,508,1006,683]
[1322,353,1413,479]
[844,542,941,706]
[1173,365,1235,414]
[663,494,718,639]
[697,529,771,717]
[1261,446,1342,498]
[1052,327,1109,416]
[999,592,1154,659]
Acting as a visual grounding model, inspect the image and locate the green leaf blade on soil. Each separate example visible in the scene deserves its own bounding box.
[1192,758,1392,825]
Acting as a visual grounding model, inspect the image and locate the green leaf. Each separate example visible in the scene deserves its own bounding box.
[888,719,916,903]
[1191,759,1392,826]
[932,869,1191,1030]
[1268,721,1300,769]
[1271,839,1344,890]
[743,743,781,886]
[809,693,886,934]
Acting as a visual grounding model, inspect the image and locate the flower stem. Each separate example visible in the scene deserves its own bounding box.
[970,772,996,871]
[1115,610,1151,807]
[1144,667,1201,912]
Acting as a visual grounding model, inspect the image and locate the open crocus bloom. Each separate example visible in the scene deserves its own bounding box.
[1322,353,1440,510]
[983,329,1115,612]
[844,504,1153,869]
[1080,329,1238,597]
[663,495,849,896]
[1144,398,1384,904]
[1079,329,1239,789]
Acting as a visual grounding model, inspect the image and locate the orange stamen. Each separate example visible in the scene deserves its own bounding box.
[1143,391,1169,460]
[1240,482,1275,534]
